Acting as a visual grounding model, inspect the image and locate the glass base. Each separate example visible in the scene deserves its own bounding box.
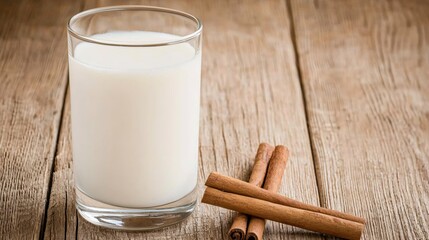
[76,187,197,231]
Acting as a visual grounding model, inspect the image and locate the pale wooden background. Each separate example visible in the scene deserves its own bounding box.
[0,0,428,239]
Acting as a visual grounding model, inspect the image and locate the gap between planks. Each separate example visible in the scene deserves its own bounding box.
[39,84,70,240]
[284,0,325,210]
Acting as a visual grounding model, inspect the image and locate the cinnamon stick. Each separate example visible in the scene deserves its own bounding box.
[202,187,364,240]
[206,172,366,224]
[228,143,274,240]
[246,145,289,240]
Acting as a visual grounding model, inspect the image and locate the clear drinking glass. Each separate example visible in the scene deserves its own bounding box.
[67,6,202,230]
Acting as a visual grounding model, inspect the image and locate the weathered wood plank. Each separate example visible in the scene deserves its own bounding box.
[0,0,81,239]
[44,0,321,239]
[290,0,429,239]
[43,91,77,240]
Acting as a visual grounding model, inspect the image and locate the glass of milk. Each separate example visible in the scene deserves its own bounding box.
[67,6,202,230]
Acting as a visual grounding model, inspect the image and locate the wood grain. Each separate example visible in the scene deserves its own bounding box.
[0,1,80,239]
[44,0,321,239]
[43,91,78,240]
[290,0,429,239]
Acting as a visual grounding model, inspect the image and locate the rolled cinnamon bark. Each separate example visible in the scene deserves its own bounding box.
[202,187,364,240]
[246,145,289,240]
[228,143,274,240]
[206,172,365,224]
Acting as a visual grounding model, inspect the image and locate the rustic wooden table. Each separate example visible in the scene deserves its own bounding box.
[1,0,428,239]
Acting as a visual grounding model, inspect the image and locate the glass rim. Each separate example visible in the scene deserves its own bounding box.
[67,5,203,47]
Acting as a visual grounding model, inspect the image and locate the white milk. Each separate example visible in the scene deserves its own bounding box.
[69,31,201,208]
